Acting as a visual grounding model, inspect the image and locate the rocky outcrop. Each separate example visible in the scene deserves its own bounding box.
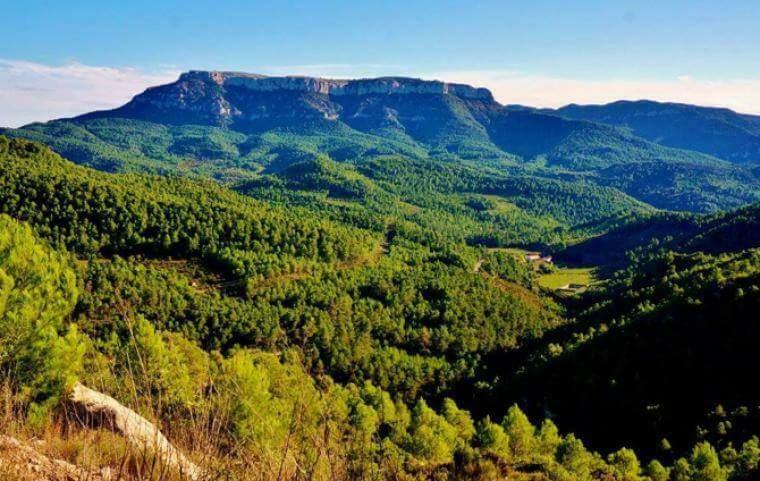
[68,382,202,480]
[0,435,113,480]
[0,383,201,480]
[80,71,496,125]
[76,70,500,142]
[178,70,494,100]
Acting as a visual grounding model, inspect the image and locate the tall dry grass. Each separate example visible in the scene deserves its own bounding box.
[0,360,372,481]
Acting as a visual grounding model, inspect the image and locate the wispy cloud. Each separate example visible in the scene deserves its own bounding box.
[2,60,759,128]
[0,59,179,127]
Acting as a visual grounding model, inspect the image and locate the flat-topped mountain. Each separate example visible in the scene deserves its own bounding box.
[175,71,494,98]
[81,71,497,132]
[4,71,760,213]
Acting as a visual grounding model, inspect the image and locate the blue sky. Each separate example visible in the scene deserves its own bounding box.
[2,0,759,126]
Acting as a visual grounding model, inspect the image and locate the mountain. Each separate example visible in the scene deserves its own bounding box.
[487,108,760,212]
[553,100,760,165]
[4,71,760,213]
[78,71,506,160]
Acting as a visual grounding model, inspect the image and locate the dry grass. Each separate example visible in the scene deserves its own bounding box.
[0,375,363,481]
[0,304,375,481]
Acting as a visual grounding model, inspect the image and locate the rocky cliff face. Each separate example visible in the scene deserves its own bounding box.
[80,71,499,132]
[178,70,493,99]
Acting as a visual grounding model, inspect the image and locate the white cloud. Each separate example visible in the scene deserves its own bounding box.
[2,60,759,128]
[0,59,180,127]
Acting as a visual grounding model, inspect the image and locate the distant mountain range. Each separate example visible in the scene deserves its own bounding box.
[547,100,760,165]
[3,71,760,213]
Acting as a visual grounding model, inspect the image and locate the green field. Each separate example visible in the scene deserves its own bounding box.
[537,267,596,289]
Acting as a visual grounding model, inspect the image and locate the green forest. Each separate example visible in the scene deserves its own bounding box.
[2,129,760,481]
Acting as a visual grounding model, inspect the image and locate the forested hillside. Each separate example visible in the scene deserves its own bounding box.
[3,126,760,480]
[240,154,651,249]
[559,204,760,269]
[470,248,760,465]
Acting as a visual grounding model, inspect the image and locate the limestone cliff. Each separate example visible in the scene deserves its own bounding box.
[79,71,498,129]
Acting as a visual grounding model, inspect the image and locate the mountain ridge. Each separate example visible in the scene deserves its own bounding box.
[4,70,760,213]
[549,99,760,164]
[77,70,497,128]
[175,70,496,98]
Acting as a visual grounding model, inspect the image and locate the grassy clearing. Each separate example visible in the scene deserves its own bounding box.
[537,267,596,289]
[396,200,422,215]
[481,195,520,214]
